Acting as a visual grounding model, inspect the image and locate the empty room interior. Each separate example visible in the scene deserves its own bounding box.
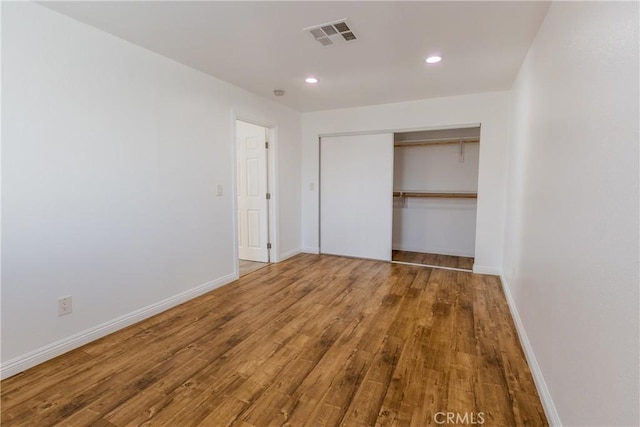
[2,1,639,426]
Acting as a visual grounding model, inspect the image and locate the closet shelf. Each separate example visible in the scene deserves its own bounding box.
[394,137,479,148]
[393,191,478,199]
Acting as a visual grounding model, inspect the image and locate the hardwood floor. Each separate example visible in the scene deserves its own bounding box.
[392,250,475,270]
[1,254,546,426]
[239,260,269,277]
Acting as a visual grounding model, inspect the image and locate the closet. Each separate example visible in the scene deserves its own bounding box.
[318,127,480,269]
[392,127,480,270]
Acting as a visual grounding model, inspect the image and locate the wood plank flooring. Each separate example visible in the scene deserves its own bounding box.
[1,254,546,426]
[392,250,474,270]
[239,260,269,277]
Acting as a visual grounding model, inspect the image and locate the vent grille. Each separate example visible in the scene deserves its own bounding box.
[321,25,337,36]
[304,19,357,47]
[342,32,356,41]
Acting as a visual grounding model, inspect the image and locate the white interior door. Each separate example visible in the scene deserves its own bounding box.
[237,120,269,262]
[320,133,394,261]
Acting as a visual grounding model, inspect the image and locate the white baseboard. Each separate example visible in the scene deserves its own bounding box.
[278,248,302,262]
[472,265,502,275]
[0,273,237,380]
[301,246,320,254]
[392,244,475,258]
[500,275,562,426]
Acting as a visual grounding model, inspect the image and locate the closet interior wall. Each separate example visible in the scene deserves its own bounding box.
[393,127,480,258]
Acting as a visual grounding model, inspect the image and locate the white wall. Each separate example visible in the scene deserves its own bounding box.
[392,198,477,257]
[393,144,480,193]
[503,2,639,425]
[393,141,479,256]
[1,2,301,377]
[302,92,510,273]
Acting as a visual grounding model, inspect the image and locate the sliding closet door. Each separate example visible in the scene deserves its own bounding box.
[320,133,394,261]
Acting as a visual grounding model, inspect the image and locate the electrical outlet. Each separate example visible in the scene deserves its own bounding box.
[216,184,223,196]
[58,296,72,316]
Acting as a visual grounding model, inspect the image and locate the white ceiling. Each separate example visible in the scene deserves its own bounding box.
[42,1,550,112]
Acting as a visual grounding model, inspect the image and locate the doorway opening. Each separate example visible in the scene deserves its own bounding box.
[236,120,271,276]
[392,127,480,271]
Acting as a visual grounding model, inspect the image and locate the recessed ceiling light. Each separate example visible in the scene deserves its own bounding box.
[305,77,319,84]
[426,56,442,64]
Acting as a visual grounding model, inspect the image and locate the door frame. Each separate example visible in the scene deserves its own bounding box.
[231,112,279,278]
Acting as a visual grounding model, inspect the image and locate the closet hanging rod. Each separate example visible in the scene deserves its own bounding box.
[394,137,479,147]
[393,191,478,199]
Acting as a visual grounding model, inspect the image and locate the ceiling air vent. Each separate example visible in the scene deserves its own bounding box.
[304,19,358,47]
